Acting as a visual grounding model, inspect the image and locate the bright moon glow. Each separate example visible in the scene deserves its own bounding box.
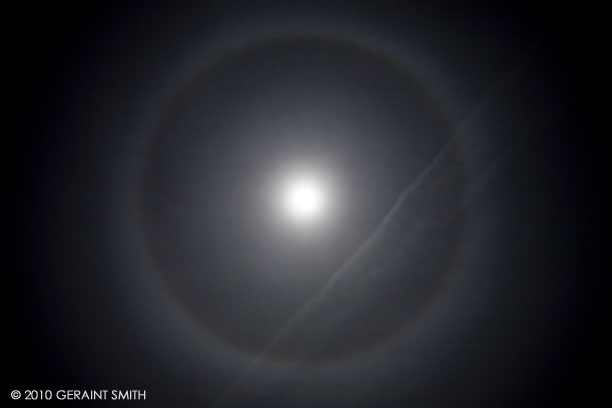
[284,178,326,222]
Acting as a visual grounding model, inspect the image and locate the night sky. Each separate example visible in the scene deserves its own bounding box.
[8,2,610,407]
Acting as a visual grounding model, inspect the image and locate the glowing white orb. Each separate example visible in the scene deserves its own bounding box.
[284,178,326,222]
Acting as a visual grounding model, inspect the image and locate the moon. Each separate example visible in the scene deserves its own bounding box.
[283,177,327,222]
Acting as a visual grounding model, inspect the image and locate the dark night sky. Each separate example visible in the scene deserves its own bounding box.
[7,2,610,407]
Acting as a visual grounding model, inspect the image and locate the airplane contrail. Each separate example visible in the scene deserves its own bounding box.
[211,36,555,407]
